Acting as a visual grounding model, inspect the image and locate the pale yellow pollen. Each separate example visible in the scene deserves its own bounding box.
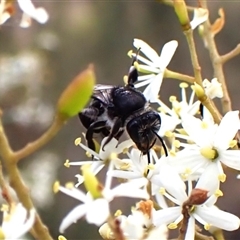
[169,96,177,102]
[180,168,192,180]
[109,153,117,160]
[74,137,81,146]
[127,50,133,58]
[169,150,176,157]
[86,151,92,158]
[176,128,188,135]
[147,164,155,170]
[218,174,226,182]
[123,75,128,85]
[0,228,5,240]
[53,181,60,193]
[180,82,188,88]
[157,106,166,114]
[165,131,174,138]
[200,147,218,160]
[114,209,122,217]
[187,139,195,144]
[201,121,208,129]
[204,223,211,231]
[1,204,8,212]
[215,189,223,197]
[64,159,70,168]
[120,163,130,170]
[65,182,74,189]
[58,235,67,240]
[159,187,166,195]
[173,140,180,148]
[229,140,237,148]
[122,148,129,154]
[168,223,178,229]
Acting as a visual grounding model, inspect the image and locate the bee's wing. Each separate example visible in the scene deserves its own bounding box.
[93,84,114,105]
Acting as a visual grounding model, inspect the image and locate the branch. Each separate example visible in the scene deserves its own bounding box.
[221,44,240,64]
[200,0,232,114]
[164,69,195,83]
[0,110,54,240]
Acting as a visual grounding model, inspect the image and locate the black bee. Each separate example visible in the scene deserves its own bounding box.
[79,54,168,163]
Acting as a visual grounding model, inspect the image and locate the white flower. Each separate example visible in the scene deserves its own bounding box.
[203,78,223,99]
[152,164,239,239]
[129,39,178,102]
[175,111,240,181]
[156,82,200,136]
[190,8,209,30]
[58,161,149,233]
[0,203,35,240]
[67,137,133,187]
[0,0,48,27]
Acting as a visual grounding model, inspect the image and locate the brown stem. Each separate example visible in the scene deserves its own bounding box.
[200,0,232,114]
[184,28,203,86]
[164,69,195,83]
[221,44,240,64]
[0,112,62,240]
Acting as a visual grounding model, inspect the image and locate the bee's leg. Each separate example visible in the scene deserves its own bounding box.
[86,121,107,152]
[102,118,122,151]
[114,129,125,148]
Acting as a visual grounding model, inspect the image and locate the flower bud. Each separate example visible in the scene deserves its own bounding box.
[191,82,205,99]
[57,64,95,120]
[188,188,208,205]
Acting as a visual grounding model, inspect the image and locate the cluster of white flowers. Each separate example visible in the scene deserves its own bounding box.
[56,10,240,240]
[0,0,48,27]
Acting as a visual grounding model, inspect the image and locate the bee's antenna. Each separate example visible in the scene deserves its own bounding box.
[127,48,141,86]
[152,131,168,157]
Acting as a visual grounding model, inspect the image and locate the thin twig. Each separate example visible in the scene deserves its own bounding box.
[221,44,240,64]
[164,69,195,83]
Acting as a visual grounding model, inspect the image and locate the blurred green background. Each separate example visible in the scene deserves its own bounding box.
[1,0,240,239]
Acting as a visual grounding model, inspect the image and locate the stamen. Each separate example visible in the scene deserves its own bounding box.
[218,174,226,182]
[65,182,74,189]
[200,147,218,160]
[64,159,70,168]
[229,140,237,148]
[58,235,67,240]
[114,209,122,217]
[74,137,81,146]
[215,189,223,197]
[204,223,211,231]
[53,181,60,193]
[168,223,178,229]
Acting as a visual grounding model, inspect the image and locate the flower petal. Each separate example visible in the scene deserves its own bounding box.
[59,204,87,233]
[86,199,109,226]
[220,150,240,171]
[195,163,219,195]
[184,217,195,240]
[159,164,187,202]
[195,206,240,231]
[133,39,159,63]
[190,8,209,30]
[143,73,163,102]
[152,207,182,226]
[214,111,239,150]
[158,40,178,69]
